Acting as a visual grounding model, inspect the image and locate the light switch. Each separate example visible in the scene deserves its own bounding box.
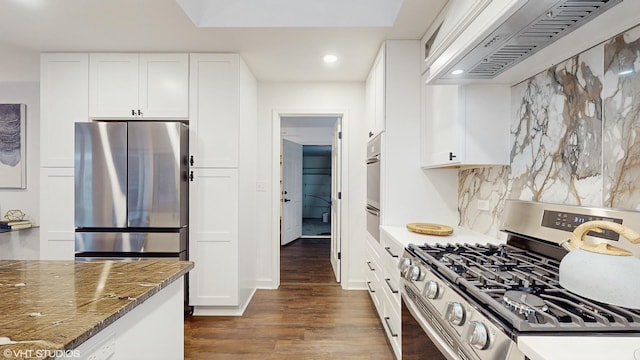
[256,181,268,192]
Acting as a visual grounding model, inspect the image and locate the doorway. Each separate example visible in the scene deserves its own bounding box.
[301,145,332,238]
[279,114,342,283]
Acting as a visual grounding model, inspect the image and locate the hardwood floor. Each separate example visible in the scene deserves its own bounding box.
[184,238,395,359]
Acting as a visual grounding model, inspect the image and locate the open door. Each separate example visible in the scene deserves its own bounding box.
[330,118,342,282]
[281,139,303,245]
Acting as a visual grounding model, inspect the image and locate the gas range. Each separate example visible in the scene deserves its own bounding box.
[399,200,640,360]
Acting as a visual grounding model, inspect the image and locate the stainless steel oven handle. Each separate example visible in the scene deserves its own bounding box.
[365,206,380,216]
[366,155,380,164]
[384,317,398,337]
[385,278,399,294]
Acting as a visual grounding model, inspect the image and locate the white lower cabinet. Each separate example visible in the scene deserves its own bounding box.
[39,167,75,260]
[366,235,383,313]
[366,234,401,359]
[189,168,239,307]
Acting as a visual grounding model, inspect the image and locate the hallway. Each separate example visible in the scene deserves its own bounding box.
[184,238,395,359]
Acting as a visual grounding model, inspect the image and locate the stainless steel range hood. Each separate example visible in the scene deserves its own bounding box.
[432,0,623,81]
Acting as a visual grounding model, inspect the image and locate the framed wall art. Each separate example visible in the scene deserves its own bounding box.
[0,104,26,189]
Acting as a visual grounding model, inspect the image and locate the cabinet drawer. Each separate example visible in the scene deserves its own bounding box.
[380,231,403,278]
[380,281,401,359]
[381,269,401,306]
[365,261,382,313]
[380,231,404,260]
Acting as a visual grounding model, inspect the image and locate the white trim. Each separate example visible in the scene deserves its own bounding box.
[192,288,256,316]
[272,108,349,289]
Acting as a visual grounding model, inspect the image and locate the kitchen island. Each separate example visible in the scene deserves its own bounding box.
[0,260,193,359]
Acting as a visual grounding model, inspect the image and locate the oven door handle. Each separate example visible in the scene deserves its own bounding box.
[365,206,380,217]
[366,155,380,164]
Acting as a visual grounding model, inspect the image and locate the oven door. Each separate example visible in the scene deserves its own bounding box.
[366,205,380,242]
[401,294,448,360]
[366,156,380,209]
[366,134,381,210]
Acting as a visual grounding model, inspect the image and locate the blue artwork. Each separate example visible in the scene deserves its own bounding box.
[0,104,26,188]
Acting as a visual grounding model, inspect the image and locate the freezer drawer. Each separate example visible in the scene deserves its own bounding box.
[75,228,187,253]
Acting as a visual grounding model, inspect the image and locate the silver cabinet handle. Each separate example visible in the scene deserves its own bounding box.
[385,247,398,258]
[367,261,375,271]
[384,317,398,337]
[385,278,398,294]
[366,281,375,293]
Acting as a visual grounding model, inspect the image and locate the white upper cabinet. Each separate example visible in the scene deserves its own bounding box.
[40,53,89,167]
[420,82,510,168]
[89,53,188,119]
[189,54,240,168]
[365,45,386,139]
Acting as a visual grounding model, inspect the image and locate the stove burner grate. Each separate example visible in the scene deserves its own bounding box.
[409,242,640,333]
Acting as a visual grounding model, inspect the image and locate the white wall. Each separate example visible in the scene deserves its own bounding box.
[0,44,39,82]
[0,82,40,224]
[256,82,366,289]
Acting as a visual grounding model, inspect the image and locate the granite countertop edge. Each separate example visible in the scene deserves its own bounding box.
[64,261,194,351]
[0,260,194,359]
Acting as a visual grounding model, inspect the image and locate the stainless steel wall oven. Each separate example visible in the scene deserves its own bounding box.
[366,133,381,242]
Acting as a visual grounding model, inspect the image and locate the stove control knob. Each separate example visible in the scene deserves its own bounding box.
[397,257,412,272]
[467,321,490,350]
[406,265,425,281]
[424,280,440,299]
[445,302,465,326]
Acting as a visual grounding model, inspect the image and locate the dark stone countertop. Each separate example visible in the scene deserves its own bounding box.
[0,260,193,359]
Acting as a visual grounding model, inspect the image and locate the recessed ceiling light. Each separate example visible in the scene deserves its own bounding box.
[323,54,338,63]
[618,69,634,76]
[451,69,464,75]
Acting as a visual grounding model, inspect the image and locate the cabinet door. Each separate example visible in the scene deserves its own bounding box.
[421,84,461,167]
[365,67,376,138]
[89,53,139,118]
[40,168,75,260]
[40,53,89,167]
[189,168,239,306]
[189,54,240,167]
[373,47,386,134]
[365,45,386,138]
[139,54,189,118]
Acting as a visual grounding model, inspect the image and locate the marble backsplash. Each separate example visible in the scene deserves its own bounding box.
[459,24,640,238]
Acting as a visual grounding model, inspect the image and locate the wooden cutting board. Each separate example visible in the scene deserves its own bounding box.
[406,223,453,236]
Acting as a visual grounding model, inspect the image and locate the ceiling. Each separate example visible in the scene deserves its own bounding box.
[0,0,447,82]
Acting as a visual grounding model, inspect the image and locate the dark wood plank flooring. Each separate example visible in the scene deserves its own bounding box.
[184,238,395,359]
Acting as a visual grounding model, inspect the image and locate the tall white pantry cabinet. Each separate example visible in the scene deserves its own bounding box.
[188,54,258,315]
[39,53,259,315]
[39,53,88,259]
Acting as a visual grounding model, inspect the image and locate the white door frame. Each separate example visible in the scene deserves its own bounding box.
[271,108,348,288]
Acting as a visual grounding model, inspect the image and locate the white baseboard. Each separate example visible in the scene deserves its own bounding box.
[192,288,256,316]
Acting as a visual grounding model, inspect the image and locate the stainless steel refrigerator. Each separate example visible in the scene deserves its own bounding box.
[74,121,188,260]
